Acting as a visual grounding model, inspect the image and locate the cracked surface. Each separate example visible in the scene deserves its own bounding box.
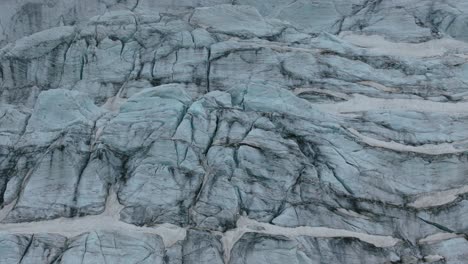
[1,0,468,263]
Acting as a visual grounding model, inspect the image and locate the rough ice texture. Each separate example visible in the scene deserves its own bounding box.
[1,0,468,263]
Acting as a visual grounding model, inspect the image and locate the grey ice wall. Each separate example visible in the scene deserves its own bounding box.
[1,0,468,263]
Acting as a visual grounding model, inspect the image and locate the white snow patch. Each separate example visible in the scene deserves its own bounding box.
[316,94,468,114]
[221,216,401,263]
[1,212,401,262]
[409,185,468,209]
[423,255,445,262]
[347,127,468,155]
[418,233,463,245]
[340,32,468,58]
[0,189,186,247]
